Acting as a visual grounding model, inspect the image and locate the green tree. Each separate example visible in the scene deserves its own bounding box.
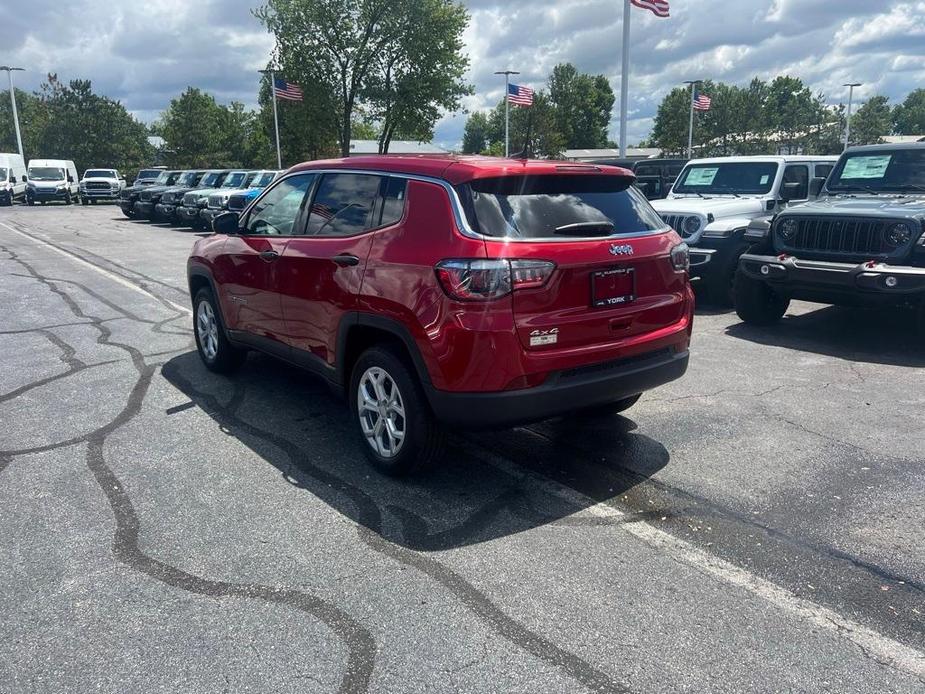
[0,87,48,159]
[849,96,891,145]
[549,63,614,149]
[33,75,152,174]
[892,89,925,135]
[650,86,693,156]
[547,63,614,149]
[486,92,563,158]
[363,0,470,152]
[461,111,489,153]
[158,87,230,167]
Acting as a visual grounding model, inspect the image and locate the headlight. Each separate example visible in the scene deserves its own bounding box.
[682,216,701,236]
[778,218,798,241]
[886,222,912,246]
[670,242,690,272]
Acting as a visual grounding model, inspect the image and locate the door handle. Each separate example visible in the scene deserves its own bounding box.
[259,250,279,261]
[332,254,360,267]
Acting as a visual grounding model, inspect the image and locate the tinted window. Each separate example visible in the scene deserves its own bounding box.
[674,162,779,194]
[245,174,316,236]
[828,149,925,192]
[378,177,407,227]
[305,173,381,237]
[457,174,666,239]
[815,164,834,179]
[783,165,809,199]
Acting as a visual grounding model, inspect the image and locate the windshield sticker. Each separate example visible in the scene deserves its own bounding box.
[685,167,719,186]
[841,155,892,179]
[759,175,770,185]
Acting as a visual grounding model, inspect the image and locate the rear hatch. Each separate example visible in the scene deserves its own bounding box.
[457,172,686,351]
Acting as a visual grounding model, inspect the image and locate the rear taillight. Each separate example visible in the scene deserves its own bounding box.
[670,242,690,272]
[435,259,555,301]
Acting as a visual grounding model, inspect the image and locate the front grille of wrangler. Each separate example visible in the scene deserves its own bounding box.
[779,217,896,256]
[660,214,694,237]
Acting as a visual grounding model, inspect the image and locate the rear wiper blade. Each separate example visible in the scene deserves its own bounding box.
[554,221,615,236]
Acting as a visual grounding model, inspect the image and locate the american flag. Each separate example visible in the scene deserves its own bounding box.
[630,0,670,17]
[693,90,712,111]
[507,83,534,107]
[273,77,303,102]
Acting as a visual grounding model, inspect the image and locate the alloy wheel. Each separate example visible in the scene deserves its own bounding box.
[196,300,219,361]
[357,366,406,458]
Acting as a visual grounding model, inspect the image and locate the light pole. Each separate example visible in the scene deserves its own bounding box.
[683,80,702,160]
[843,82,862,152]
[258,68,283,169]
[0,66,25,160]
[494,70,519,157]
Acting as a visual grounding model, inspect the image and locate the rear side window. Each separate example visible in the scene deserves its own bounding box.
[456,175,666,239]
[306,173,381,237]
[378,177,407,227]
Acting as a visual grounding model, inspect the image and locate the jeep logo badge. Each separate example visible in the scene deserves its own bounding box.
[609,244,634,256]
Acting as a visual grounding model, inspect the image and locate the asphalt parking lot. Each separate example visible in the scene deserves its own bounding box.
[0,204,923,693]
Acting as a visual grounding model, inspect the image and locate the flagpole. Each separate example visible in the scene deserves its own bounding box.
[495,70,519,157]
[619,0,631,158]
[684,79,700,159]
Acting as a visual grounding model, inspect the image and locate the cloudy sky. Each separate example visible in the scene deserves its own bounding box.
[1,0,921,148]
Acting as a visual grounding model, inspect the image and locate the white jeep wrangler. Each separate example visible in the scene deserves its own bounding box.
[652,155,838,304]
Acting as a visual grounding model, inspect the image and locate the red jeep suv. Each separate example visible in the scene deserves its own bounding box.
[187,155,694,474]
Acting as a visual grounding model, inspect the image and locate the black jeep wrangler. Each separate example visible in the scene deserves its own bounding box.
[734,143,925,331]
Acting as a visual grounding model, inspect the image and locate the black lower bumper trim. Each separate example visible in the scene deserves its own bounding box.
[425,348,689,429]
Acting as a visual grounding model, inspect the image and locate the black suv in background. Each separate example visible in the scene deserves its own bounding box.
[595,158,687,200]
[735,143,925,331]
[154,170,208,224]
[121,170,181,219]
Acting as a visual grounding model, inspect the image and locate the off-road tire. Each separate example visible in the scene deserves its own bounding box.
[733,271,790,325]
[350,345,445,476]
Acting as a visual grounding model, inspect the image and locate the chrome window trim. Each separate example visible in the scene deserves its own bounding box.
[235,168,671,241]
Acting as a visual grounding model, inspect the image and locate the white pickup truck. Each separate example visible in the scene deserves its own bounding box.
[652,155,838,304]
[79,168,126,204]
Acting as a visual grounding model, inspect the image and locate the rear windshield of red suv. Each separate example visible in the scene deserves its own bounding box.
[455,174,667,238]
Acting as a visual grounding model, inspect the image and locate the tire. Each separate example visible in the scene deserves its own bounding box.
[350,345,445,476]
[570,393,642,419]
[193,288,246,374]
[733,270,790,325]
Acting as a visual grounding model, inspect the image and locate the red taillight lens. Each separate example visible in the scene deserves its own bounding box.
[435,259,555,301]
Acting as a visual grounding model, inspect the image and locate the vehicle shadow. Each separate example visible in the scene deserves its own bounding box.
[725,304,925,367]
[161,350,670,552]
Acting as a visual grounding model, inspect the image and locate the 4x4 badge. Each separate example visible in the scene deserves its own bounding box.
[609,243,634,256]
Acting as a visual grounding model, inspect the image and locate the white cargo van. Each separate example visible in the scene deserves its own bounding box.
[26,159,80,205]
[0,153,27,206]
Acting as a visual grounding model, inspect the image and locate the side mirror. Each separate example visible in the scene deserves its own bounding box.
[212,211,240,235]
[780,181,802,202]
[809,177,826,197]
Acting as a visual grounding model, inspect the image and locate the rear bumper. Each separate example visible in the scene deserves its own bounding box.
[425,347,689,429]
[739,253,925,298]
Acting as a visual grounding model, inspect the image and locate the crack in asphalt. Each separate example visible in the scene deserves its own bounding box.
[163,362,631,694]
[0,241,378,694]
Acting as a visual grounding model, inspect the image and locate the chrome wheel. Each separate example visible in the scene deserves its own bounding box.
[196,300,219,361]
[357,366,406,458]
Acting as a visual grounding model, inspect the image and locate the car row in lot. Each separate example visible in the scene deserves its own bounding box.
[121,168,280,228]
[648,144,925,332]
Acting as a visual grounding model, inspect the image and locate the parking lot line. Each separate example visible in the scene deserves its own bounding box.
[0,221,192,315]
[465,443,925,681]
